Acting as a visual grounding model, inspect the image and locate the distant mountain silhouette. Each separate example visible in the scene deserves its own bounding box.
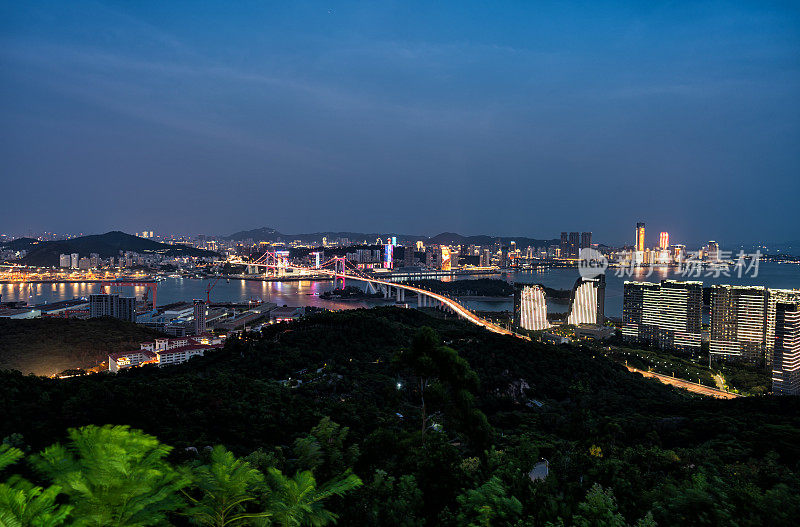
[226,227,282,241]
[426,232,559,247]
[227,226,559,247]
[16,231,218,267]
[0,237,40,251]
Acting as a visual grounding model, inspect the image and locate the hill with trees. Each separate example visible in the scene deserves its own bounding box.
[0,317,166,376]
[16,231,218,267]
[1,307,799,525]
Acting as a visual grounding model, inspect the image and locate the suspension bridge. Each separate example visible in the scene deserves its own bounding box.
[231,251,521,337]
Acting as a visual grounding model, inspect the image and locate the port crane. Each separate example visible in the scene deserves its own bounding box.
[205,276,222,303]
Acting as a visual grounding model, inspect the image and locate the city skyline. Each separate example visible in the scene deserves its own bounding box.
[2,1,799,242]
[4,222,797,251]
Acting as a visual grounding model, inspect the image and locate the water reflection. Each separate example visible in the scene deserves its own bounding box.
[1,263,797,318]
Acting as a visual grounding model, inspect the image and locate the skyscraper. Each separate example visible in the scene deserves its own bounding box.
[193,299,207,335]
[580,232,592,250]
[566,275,606,325]
[440,247,452,271]
[568,232,580,258]
[709,285,767,363]
[622,280,702,352]
[89,294,136,323]
[772,302,800,395]
[659,232,669,250]
[560,232,568,257]
[514,285,550,331]
[765,289,800,365]
[635,223,645,252]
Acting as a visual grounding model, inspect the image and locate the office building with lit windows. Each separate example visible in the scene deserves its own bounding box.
[635,222,645,252]
[622,280,702,352]
[772,302,800,395]
[765,289,800,365]
[513,285,550,331]
[709,285,767,363]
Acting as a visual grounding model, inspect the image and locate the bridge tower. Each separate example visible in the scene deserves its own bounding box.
[333,257,346,290]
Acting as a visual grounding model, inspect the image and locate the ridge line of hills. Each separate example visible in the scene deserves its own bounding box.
[2,231,218,267]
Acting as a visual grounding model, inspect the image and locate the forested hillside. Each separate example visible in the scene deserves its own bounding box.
[2,307,799,525]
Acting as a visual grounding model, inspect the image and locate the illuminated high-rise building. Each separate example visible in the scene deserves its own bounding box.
[560,232,569,257]
[710,285,767,363]
[514,285,550,331]
[622,280,702,352]
[659,232,669,250]
[440,247,451,271]
[765,289,800,365]
[635,222,645,252]
[772,302,800,395]
[383,243,394,269]
[566,275,605,325]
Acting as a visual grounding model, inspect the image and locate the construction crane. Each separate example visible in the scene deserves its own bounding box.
[205,276,222,303]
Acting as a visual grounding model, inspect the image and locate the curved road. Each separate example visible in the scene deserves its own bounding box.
[235,259,742,399]
[626,366,739,399]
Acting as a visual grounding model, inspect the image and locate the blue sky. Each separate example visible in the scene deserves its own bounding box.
[1,1,798,245]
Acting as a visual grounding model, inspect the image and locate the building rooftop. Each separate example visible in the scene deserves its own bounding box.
[109,349,156,361]
[0,308,39,317]
[271,306,302,316]
[157,343,221,356]
[35,299,89,312]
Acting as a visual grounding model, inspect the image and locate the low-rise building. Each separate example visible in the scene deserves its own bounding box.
[270,306,303,323]
[109,335,224,372]
[108,349,157,372]
[36,299,90,318]
[573,324,615,341]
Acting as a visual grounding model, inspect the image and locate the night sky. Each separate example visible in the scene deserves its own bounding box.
[1,1,798,246]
